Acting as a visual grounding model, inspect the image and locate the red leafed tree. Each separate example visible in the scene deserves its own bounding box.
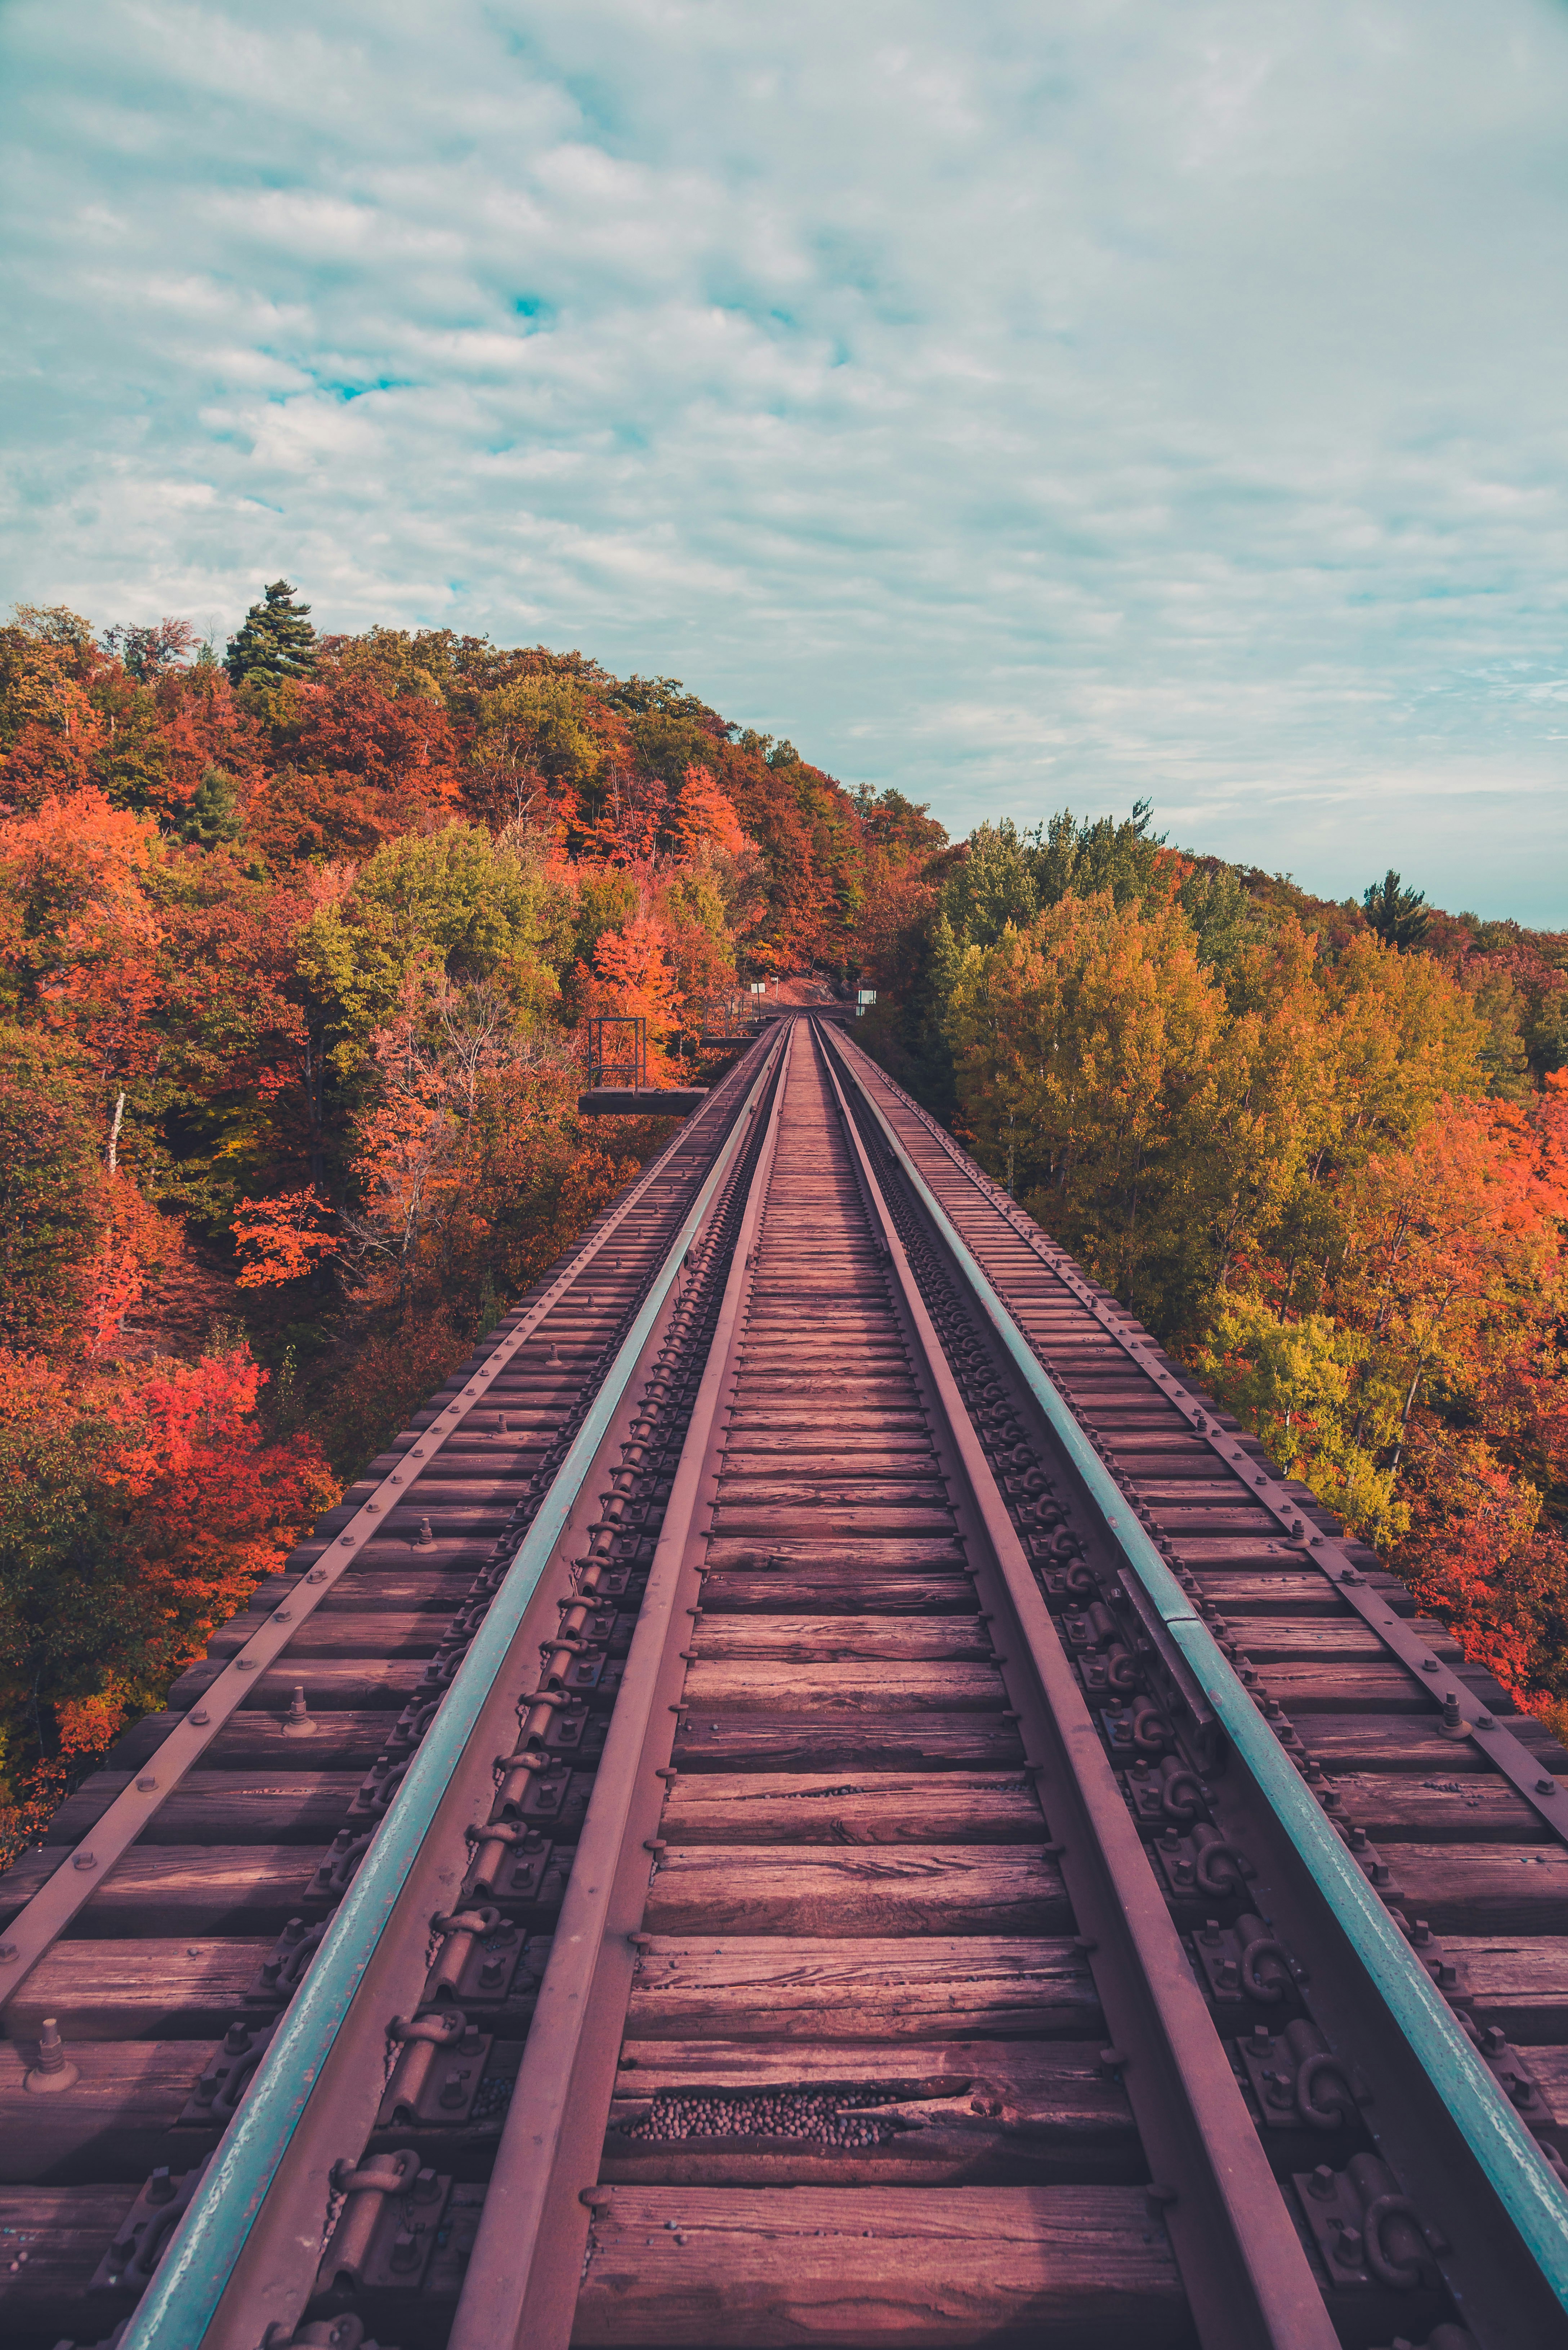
[672,762,750,860]
[233,1188,341,1287]
[93,1345,336,1632]
[250,662,464,865]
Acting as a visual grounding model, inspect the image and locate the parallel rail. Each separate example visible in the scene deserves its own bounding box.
[2,1014,1566,2350]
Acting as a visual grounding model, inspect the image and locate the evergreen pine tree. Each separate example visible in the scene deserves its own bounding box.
[1363,869,1430,953]
[181,766,245,850]
[225,579,318,687]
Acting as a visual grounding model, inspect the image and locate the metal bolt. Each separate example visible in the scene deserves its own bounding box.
[33,2020,67,2074]
[283,1686,317,1738]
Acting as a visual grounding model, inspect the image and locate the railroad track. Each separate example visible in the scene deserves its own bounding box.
[2,1014,1567,2349]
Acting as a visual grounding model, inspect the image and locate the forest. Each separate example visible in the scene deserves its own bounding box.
[2,579,1566,1853]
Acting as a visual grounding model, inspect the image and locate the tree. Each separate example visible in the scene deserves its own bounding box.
[1363,869,1430,953]
[180,765,245,850]
[226,580,318,689]
[101,619,196,682]
[943,892,1243,1328]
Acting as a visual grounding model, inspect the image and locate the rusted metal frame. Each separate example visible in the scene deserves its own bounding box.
[814,1026,1336,2350]
[446,1023,796,2350]
[116,1032,787,2350]
[827,1027,1568,2328]
[832,1031,1568,1842]
[0,1044,767,2010]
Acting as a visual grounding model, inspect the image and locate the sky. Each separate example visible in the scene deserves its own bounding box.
[3,1,1568,922]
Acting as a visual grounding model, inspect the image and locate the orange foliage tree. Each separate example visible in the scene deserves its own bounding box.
[0,593,919,1842]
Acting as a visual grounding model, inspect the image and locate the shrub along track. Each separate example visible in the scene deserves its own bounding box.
[0,1014,1565,2350]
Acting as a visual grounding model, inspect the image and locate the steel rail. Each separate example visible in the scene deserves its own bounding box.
[833,1030,1568,1844]
[816,1027,1335,2349]
[113,1029,788,2350]
[0,1068,761,2011]
[446,1022,795,2350]
[822,1018,1568,2315]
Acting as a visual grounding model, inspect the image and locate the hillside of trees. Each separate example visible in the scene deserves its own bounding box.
[3,579,1565,1851]
[0,585,941,1848]
[858,806,1568,1727]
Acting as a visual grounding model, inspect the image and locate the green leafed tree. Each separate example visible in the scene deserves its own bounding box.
[180,765,245,850]
[225,580,319,689]
[1363,869,1430,953]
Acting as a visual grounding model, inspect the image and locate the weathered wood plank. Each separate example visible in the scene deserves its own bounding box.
[715,1477,951,1506]
[1451,1938,1568,2038]
[703,1539,965,1572]
[107,1709,403,1772]
[1136,1508,1283,1534]
[722,1456,941,1486]
[672,1716,1026,1771]
[0,2185,137,2333]
[726,1411,931,1432]
[4,1939,272,2040]
[700,1574,973,1614]
[1294,1718,1505,1773]
[1247,1663,1433,1714]
[643,1848,1068,1936]
[1190,1572,1374,1617]
[0,1846,324,1936]
[207,1612,443,1660]
[571,2185,1187,2347]
[1208,1621,1390,1661]
[316,1570,471,1611]
[723,1431,934,1455]
[1170,1538,1322,1568]
[602,2032,1136,2183]
[735,1347,910,1370]
[1517,2043,1568,2129]
[727,1377,922,1401]
[0,2039,212,2181]
[691,1615,992,1662]
[1322,1771,1548,1844]
[624,1937,1100,2041]
[1131,1481,1262,1507]
[711,1506,959,1537]
[45,1771,365,1845]
[1391,1844,1568,1933]
[678,1663,1003,1713]
[169,1657,427,1711]
[661,1772,1044,1846]
[611,2038,1116,2098]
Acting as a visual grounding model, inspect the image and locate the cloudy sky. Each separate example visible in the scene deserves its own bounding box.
[4,1,1567,920]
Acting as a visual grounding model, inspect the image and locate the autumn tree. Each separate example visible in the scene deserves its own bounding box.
[100,618,196,682]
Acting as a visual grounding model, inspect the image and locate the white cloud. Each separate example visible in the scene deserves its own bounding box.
[2,0,1567,918]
